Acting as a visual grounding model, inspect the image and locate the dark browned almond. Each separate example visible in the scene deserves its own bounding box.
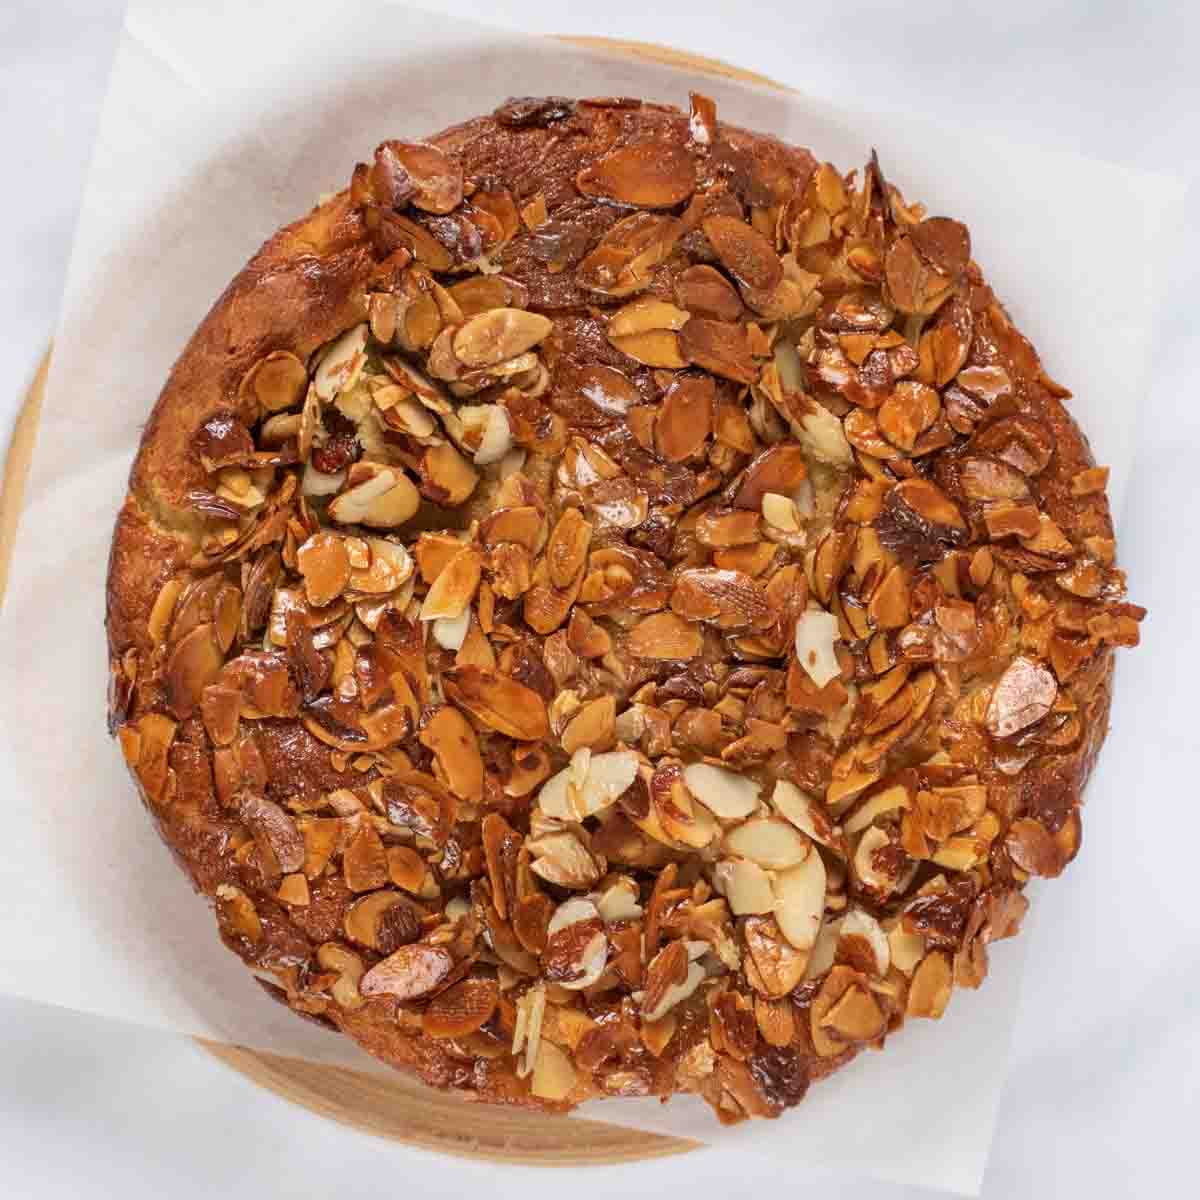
[442,666,550,740]
[546,507,593,590]
[422,977,499,1038]
[671,568,772,630]
[972,416,1055,476]
[733,445,808,510]
[373,141,463,214]
[576,213,683,297]
[702,215,783,293]
[696,507,760,547]
[165,624,224,719]
[892,478,965,530]
[576,141,695,207]
[909,217,971,276]
[656,375,715,462]
[240,793,304,874]
[678,319,760,384]
[675,264,744,321]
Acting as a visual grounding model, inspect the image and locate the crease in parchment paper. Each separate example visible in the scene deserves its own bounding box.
[0,1,1183,1193]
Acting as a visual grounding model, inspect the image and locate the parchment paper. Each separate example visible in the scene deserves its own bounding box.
[0,0,1182,1192]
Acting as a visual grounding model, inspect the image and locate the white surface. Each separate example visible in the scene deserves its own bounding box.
[0,1,1197,1198]
[2,4,1180,1192]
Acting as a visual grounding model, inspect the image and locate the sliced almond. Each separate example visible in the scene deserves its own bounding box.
[714,858,775,915]
[313,324,368,401]
[544,897,608,990]
[296,532,350,607]
[419,705,483,802]
[702,214,783,293]
[794,609,841,688]
[678,318,760,384]
[770,780,840,850]
[683,762,760,820]
[593,876,643,922]
[432,609,470,651]
[419,546,482,621]
[675,264,743,322]
[772,850,826,955]
[609,296,691,338]
[838,907,890,976]
[907,949,953,1018]
[417,442,479,507]
[165,624,223,719]
[576,212,683,297]
[347,537,413,596]
[328,467,420,529]
[453,308,552,369]
[643,944,706,1021]
[457,404,513,465]
[537,749,639,821]
[656,375,715,462]
[743,915,808,997]
[360,943,455,1002]
[576,141,695,208]
[610,329,686,368]
[240,350,308,414]
[723,818,811,870]
[423,976,500,1039]
[373,140,463,214]
[627,612,702,660]
[442,666,549,741]
[561,695,616,754]
[985,656,1057,738]
[530,1039,577,1102]
[528,831,602,889]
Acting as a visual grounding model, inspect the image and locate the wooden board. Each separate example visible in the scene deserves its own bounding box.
[2,37,790,1162]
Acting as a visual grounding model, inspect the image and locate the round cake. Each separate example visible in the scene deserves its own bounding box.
[105,92,1143,1121]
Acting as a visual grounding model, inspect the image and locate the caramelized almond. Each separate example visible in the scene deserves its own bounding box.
[576,141,695,207]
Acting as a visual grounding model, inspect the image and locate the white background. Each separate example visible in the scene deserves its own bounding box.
[1,2,1197,1197]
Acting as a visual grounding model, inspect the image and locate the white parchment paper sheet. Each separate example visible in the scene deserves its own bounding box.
[0,0,1182,1192]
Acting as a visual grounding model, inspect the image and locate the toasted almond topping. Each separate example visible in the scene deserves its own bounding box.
[419,546,483,621]
[453,308,552,368]
[723,818,811,869]
[771,780,841,850]
[313,324,368,401]
[576,141,696,207]
[772,850,826,955]
[794,610,841,688]
[544,897,608,990]
[683,762,760,819]
[714,858,775,915]
[628,612,703,660]
[907,949,953,1018]
[985,656,1057,737]
[373,140,463,214]
[530,1039,577,1101]
[241,350,308,414]
[360,944,455,1002]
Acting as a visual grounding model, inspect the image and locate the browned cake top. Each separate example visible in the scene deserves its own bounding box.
[106,92,1143,1120]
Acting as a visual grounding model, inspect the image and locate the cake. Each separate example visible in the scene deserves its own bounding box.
[105,92,1143,1120]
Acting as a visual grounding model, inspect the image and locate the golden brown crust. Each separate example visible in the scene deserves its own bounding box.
[106,95,1141,1121]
